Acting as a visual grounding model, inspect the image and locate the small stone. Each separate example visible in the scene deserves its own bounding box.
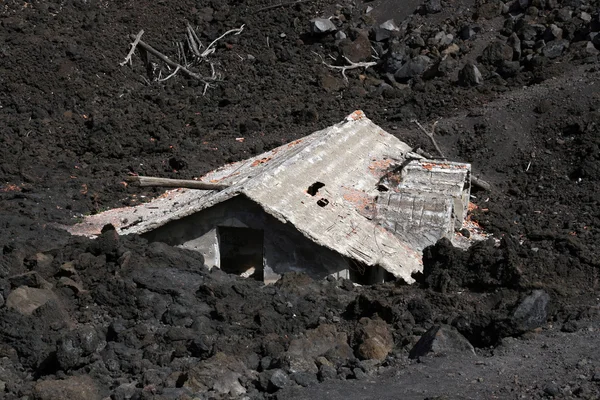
[497,60,520,78]
[548,24,563,40]
[459,26,477,40]
[543,39,569,59]
[458,63,483,86]
[544,382,561,397]
[373,20,399,41]
[424,0,442,13]
[291,372,318,387]
[478,1,501,19]
[586,42,599,55]
[394,55,431,80]
[556,8,572,22]
[310,18,337,34]
[380,19,399,32]
[580,12,592,22]
[318,364,337,381]
[561,320,579,332]
[481,40,513,65]
[442,43,460,56]
[409,325,475,359]
[534,99,552,114]
[354,368,368,380]
[335,31,347,40]
[508,33,521,60]
[339,34,372,62]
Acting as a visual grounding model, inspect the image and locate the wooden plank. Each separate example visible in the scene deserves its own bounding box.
[125,176,229,190]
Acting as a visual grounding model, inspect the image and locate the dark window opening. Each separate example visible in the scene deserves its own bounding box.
[317,198,329,207]
[218,227,264,281]
[307,181,325,196]
[377,184,389,192]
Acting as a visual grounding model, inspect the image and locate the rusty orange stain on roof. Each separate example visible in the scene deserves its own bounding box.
[251,157,272,167]
[341,187,376,218]
[421,162,469,171]
[368,159,393,176]
[347,110,366,121]
[287,139,302,148]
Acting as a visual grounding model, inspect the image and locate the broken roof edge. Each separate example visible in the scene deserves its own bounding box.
[240,190,422,284]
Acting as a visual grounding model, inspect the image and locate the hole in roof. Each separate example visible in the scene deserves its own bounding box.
[317,198,329,207]
[377,184,389,192]
[307,181,325,196]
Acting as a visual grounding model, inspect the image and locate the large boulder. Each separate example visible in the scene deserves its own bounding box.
[183,352,249,397]
[355,318,394,361]
[511,290,550,333]
[6,286,58,315]
[33,375,103,400]
[409,325,475,359]
[285,324,349,373]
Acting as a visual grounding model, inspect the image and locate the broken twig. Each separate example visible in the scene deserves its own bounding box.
[412,119,446,159]
[201,24,245,58]
[411,119,492,191]
[128,34,218,85]
[125,176,229,190]
[120,30,144,67]
[317,54,377,82]
[254,0,312,13]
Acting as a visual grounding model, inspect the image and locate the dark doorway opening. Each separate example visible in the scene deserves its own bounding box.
[348,261,392,285]
[218,227,264,281]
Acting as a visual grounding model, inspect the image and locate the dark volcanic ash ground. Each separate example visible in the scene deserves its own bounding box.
[0,0,599,399]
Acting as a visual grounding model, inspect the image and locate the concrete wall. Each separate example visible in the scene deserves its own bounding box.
[141,196,352,283]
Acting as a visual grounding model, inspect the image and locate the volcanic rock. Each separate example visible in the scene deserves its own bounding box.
[285,324,349,373]
[339,33,372,62]
[543,39,569,58]
[310,18,337,34]
[33,375,102,400]
[511,290,550,332]
[424,0,442,14]
[481,40,514,65]
[394,55,432,80]
[6,286,58,315]
[409,325,476,359]
[458,63,483,86]
[355,318,394,361]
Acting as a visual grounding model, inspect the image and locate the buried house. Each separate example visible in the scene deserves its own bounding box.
[69,111,475,284]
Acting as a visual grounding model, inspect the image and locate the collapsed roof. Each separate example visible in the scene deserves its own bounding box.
[68,111,472,283]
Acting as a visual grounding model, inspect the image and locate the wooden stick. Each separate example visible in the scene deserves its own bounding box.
[125,176,229,190]
[255,0,312,13]
[120,30,144,66]
[128,34,213,82]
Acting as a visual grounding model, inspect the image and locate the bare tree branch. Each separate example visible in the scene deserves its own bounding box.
[128,34,216,84]
[201,24,245,58]
[120,30,144,67]
[254,0,313,13]
[315,53,377,81]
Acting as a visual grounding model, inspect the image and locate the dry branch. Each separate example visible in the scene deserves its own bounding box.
[254,0,312,13]
[200,24,245,58]
[125,176,229,190]
[120,30,144,66]
[128,34,217,84]
[317,54,377,81]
